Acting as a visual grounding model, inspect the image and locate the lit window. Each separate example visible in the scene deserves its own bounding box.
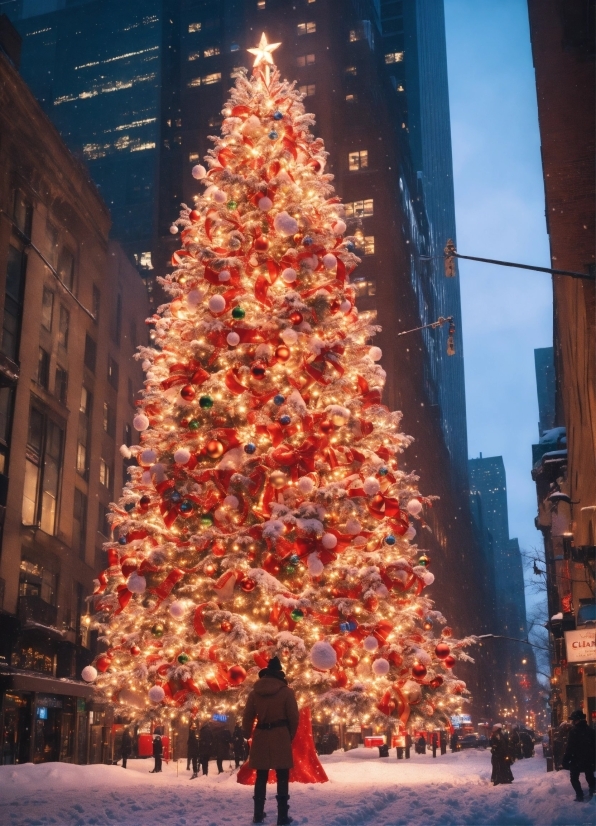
[364,236,375,255]
[385,51,404,63]
[203,46,220,57]
[208,115,222,128]
[230,43,240,52]
[189,152,200,162]
[188,77,201,87]
[348,29,360,42]
[349,149,368,171]
[22,408,64,535]
[188,51,200,61]
[396,84,404,92]
[188,22,202,33]
[296,53,315,67]
[202,72,221,85]
[345,93,358,102]
[297,22,316,35]
[353,278,375,297]
[345,65,357,75]
[99,458,111,490]
[257,0,266,7]
[343,199,373,218]
[299,84,316,97]
[41,288,54,331]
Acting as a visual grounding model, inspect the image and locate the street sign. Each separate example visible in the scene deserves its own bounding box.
[565,628,596,663]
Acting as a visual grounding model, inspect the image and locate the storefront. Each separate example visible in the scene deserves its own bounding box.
[0,667,94,765]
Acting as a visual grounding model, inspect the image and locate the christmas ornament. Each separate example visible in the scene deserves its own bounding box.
[192,164,207,179]
[250,362,266,379]
[310,641,337,671]
[363,636,379,652]
[228,665,247,686]
[442,626,453,638]
[270,470,288,489]
[127,573,146,594]
[435,643,451,659]
[174,448,191,465]
[372,658,390,676]
[133,413,149,431]
[418,553,430,567]
[227,331,240,346]
[412,662,427,680]
[200,513,214,527]
[290,608,304,621]
[244,442,257,454]
[240,577,256,592]
[151,623,165,637]
[221,620,233,633]
[289,311,303,325]
[275,345,290,362]
[407,498,423,516]
[81,665,98,682]
[179,499,194,515]
[169,601,185,619]
[148,686,165,703]
[206,440,225,459]
[199,395,213,409]
[231,306,245,319]
[281,267,297,283]
[443,655,456,669]
[273,394,285,405]
[429,676,444,689]
[384,534,396,546]
[227,200,238,210]
[180,384,196,402]
[279,414,291,426]
[208,294,226,313]
[177,652,190,664]
[188,419,200,430]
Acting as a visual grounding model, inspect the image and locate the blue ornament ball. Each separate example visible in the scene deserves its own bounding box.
[170,491,182,504]
[279,415,291,426]
[124,502,135,512]
[179,500,193,514]
[289,554,299,565]
[347,620,358,631]
[118,535,128,545]
[244,442,257,454]
[378,466,389,476]
[339,622,350,633]
[273,110,283,121]
[345,242,355,252]
[385,534,396,546]
[273,394,285,406]
[303,236,313,246]
[268,130,278,140]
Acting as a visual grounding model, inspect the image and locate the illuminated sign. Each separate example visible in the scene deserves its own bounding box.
[450,714,472,727]
[565,629,596,663]
[212,713,228,722]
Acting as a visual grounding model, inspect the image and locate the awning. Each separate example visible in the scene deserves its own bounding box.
[0,670,95,698]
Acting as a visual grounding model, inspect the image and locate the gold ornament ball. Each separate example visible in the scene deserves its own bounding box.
[270,470,287,490]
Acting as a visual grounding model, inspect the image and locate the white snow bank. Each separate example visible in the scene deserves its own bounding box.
[0,748,592,826]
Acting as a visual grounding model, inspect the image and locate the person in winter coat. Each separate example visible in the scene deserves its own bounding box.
[198,722,215,776]
[233,723,247,768]
[150,734,163,773]
[440,730,447,755]
[490,724,513,785]
[120,729,132,769]
[508,727,521,762]
[415,735,427,755]
[242,656,300,826]
[215,724,232,773]
[562,709,596,802]
[520,730,534,759]
[187,725,200,779]
[450,731,459,752]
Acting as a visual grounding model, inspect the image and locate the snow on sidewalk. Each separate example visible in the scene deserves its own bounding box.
[1,748,593,826]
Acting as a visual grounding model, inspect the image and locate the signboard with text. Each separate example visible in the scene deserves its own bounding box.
[565,628,596,663]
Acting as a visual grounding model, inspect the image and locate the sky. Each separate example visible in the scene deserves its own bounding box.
[443,2,552,617]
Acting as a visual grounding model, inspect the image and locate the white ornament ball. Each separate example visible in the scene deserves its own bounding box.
[423,571,435,586]
[402,680,422,704]
[218,269,231,282]
[148,686,165,704]
[363,476,381,496]
[174,448,191,465]
[353,535,367,546]
[310,640,337,671]
[345,518,362,535]
[213,189,226,204]
[273,211,299,236]
[297,476,315,495]
[133,414,149,432]
[192,164,207,179]
[340,299,352,314]
[280,328,298,345]
[369,346,383,362]
[307,553,325,576]
[208,294,226,313]
[140,449,157,466]
[363,636,379,652]
[223,495,239,509]
[227,331,240,347]
[321,533,338,549]
[407,498,423,516]
[81,665,98,682]
[333,220,347,235]
[405,525,417,540]
[169,224,178,235]
[258,196,273,212]
[322,254,337,270]
[127,573,146,594]
[187,289,204,308]
[281,267,297,283]
[169,600,186,619]
[372,658,390,676]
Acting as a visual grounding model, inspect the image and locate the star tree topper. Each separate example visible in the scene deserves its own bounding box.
[248,32,281,82]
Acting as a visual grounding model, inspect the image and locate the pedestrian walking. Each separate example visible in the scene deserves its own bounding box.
[520,730,534,759]
[215,723,232,773]
[415,735,426,755]
[431,732,438,758]
[233,722,247,768]
[187,724,200,779]
[198,721,215,776]
[120,728,132,768]
[405,732,412,759]
[150,733,163,773]
[450,730,459,752]
[490,724,513,785]
[440,730,447,755]
[509,727,522,761]
[561,709,596,802]
[242,655,300,825]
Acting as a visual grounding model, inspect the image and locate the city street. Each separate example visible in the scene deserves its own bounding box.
[1,748,593,826]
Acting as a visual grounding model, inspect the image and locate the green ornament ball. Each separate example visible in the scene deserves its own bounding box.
[290,608,304,621]
[177,652,190,664]
[151,623,165,638]
[200,513,214,527]
[199,395,213,409]
[232,306,245,320]
[285,565,297,575]
[227,200,238,210]
[188,419,200,431]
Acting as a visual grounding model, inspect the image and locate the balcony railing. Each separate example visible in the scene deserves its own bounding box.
[18,594,58,627]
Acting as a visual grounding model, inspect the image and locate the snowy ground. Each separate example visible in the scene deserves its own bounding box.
[1,748,593,826]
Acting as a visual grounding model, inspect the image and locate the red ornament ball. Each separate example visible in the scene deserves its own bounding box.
[254,237,269,252]
[429,675,444,689]
[320,420,334,434]
[250,362,267,380]
[443,655,456,669]
[189,209,201,222]
[204,563,218,577]
[96,655,112,673]
[412,662,427,680]
[343,651,359,668]
[435,642,451,660]
[130,645,141,657]
[442,626,453,638]
[289,311,303,325]
[220,620,233,633]
[206,439,225,459]
[227,665,247,686]
[240,577,256,593]
[275,345,290,362]
[180,384,196,402]
[139,495,151,511]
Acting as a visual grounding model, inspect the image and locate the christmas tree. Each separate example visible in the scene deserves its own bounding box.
[84,34,474,747]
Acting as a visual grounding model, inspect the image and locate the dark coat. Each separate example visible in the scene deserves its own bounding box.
[187,729,200,759]
[232,725,247,758]
[214,725,232,760]
[198,724,215,759]
[490,730,513,785]
[121,731,132,757]
[563,721,596,771]
[152,736,163,758]
[242,676,300,771]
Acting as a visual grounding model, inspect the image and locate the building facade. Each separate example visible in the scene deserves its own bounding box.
[7,0,494,720]
[0,35,149,764]
[527,0,595,727]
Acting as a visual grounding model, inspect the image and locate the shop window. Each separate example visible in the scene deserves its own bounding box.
[19,549,59,606]
[189,152,200,162]
[107,356,119,390]
[349,149,368,171]
[202,72,221,85]
[77,386,92,480]
[41,288,54,331]
[2,244,27,362]
[84,334,96,373]
[58,305,69,349]
[55,367,68,406]
[73,490,87,560]
[22,406,64,535]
